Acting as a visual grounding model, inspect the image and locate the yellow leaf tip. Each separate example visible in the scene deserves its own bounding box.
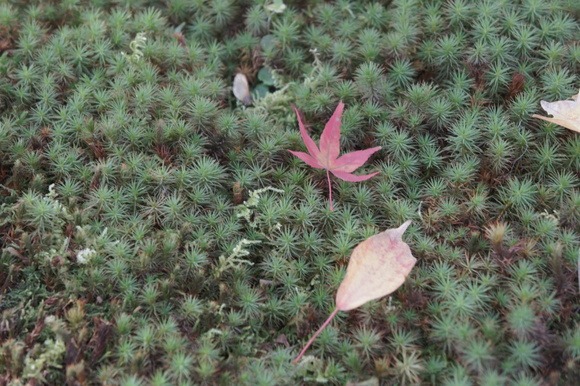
[391,220,412,240]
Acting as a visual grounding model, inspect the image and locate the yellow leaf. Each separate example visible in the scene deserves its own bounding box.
[336,220,416,311]
[532,89,580,133]
[293,221,416,364]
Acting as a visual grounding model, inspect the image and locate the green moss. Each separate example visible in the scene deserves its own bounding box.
[0,0,578,384]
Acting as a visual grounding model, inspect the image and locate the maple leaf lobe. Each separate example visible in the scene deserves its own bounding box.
[319,101,344,167]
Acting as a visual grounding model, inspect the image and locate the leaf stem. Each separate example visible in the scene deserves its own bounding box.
[326,170,333,211]
[293,307,339,364]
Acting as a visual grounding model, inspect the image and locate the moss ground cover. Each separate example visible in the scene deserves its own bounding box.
[0,0,578,384]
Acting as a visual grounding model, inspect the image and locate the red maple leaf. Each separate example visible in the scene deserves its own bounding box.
[289,102,381,210]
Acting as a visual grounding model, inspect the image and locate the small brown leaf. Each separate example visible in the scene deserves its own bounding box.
[232,181,244,205]
[275,334,290,348]
[25,317,45,349]
[88,318,113,364]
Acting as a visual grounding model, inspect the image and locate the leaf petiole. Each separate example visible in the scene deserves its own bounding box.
[293,307,339,364]
[326,170,333,211]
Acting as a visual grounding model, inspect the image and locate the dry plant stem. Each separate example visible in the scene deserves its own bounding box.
[327,170,334,211]
[293,307,339,364]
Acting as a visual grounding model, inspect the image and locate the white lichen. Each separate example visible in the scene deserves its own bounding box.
[22,337,66,383]
[76,248,96,264]
[216,238,261,277]
[123,32,147,63]
[236,187,283,228]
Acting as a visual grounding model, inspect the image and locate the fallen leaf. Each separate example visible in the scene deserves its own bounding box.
[336,220,416,311]
[233,73,252,106]
[25,316,45,349]
[532,89,580,133]
[275,334,290,348]
[289,102,381,210]
[88,317,113,364]
[293,221,416,363]
[232,181,244,205]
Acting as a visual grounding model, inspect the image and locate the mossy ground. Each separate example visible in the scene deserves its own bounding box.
[0,0,578,385]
